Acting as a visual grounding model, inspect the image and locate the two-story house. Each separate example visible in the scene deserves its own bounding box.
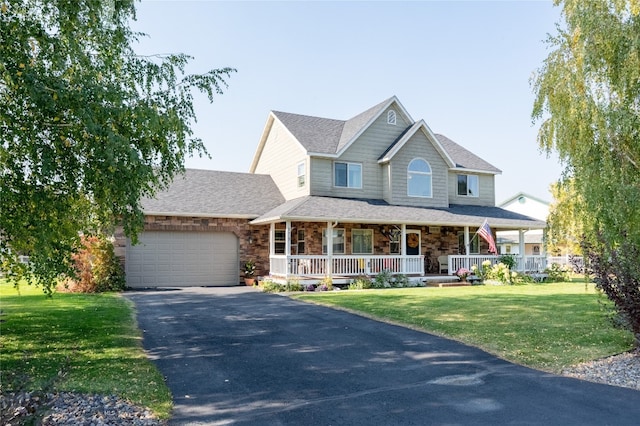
[120,96,546,288]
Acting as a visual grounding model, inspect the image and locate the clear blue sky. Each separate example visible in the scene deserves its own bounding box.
[131,0,563,204]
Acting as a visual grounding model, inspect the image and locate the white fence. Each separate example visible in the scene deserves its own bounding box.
[270,254,424,278]
[269,254,581,279]
[448,255,548,274]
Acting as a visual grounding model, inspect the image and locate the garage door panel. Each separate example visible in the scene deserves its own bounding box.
[126,231,239,287]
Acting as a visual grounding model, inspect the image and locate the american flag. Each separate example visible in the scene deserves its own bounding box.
[477,219,497,254]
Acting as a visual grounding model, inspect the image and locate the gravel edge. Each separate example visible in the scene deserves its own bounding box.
[2,350,638,425]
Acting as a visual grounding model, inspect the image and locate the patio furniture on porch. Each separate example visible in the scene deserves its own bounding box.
[438,255,448,273]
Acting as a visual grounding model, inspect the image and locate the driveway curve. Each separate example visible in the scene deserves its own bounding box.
[125,287,640,425]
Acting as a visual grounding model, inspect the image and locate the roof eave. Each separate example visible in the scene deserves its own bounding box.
[450,167,502,175]
[250,214,545,229]
[145,211,258,220]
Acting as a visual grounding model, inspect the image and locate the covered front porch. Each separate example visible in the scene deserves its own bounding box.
[249,196,547,285]
[269,253,548,283]
[263,220,546,284]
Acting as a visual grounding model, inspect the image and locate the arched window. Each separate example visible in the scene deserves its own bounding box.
[387,110,396,125]
[407,158,432,198]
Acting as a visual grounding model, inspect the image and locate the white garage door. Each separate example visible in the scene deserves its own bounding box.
[126,231,239,287]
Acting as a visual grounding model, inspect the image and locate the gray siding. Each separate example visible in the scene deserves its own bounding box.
[387,131,449,208]
[310,107,409,198]
[254,120,309,200]
[448,172,496,206]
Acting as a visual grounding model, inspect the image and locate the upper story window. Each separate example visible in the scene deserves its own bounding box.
[334,162,362,189]
[407,158,432,198]
[297,161,305,187]
[457,174,479,197]
[387,110,397,125]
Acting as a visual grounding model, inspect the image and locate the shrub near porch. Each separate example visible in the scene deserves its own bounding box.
[292,282,635,372]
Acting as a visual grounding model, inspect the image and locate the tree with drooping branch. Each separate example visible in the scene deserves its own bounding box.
[0,0,235,293]
[532,0,640,343]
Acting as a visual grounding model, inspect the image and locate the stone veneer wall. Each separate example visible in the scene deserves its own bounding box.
[274,223,464,259]
[114,217,487,282]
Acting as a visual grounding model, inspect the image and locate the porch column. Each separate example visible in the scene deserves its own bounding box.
[269,223,275,276]
[519,230,525,256]
[285,221,291,276]
[326,221,333,277]
[401,224,407,274]
[285,221,291,256]
[269,223,275,255]
[519,229,525,272]
[464,226,470,255]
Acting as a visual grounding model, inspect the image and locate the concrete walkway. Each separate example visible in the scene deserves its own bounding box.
[126,287,640,425]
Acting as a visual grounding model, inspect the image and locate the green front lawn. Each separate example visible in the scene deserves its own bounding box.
[0,282,172,420]
[292,282,634,372]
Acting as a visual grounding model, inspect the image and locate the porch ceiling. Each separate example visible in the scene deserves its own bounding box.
[249,196,546,230]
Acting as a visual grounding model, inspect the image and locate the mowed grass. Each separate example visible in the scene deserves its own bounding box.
[0,281,172,419]
[292,282,635,372]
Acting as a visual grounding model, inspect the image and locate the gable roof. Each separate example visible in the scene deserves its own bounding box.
[141,169,284,218]
[251,195,546,230]
[251,97,411,163]
[499,192,550,207]
[435,134,502,174]
[251,97,502,175]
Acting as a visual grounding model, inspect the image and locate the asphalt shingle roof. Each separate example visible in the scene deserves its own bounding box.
[435,134,501,173]
[273,98,501,174]
[251,196,546,230]
[141,169,284,218]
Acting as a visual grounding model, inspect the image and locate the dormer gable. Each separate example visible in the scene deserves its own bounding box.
[377,120,456,168]
[333,96,413,156]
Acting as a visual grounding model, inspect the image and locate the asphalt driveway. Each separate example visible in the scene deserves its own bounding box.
[125,287,640,425]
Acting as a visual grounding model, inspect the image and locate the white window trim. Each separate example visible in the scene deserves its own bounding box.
[334,161,363,189]
[457,174,479,197]
[297,161,306,188]
[351,229,373,254]
[407,158,432,198]
[274,229,286,254]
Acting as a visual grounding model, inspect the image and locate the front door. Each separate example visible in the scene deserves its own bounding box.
[406,231,420,256]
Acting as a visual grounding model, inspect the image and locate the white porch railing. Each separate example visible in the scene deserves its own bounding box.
[270,255,424,278]
[448,255,548,274]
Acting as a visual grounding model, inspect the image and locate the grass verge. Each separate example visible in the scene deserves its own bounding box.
[0,281,172,420]
[291,282,634,372]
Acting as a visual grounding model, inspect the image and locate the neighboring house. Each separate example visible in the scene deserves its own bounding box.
[118,96,546,287]
[496,192,549,256]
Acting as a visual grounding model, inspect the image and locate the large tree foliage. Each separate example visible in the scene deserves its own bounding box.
[532,0,640,342]
[0,0,234,292]
[545,179,586,256]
